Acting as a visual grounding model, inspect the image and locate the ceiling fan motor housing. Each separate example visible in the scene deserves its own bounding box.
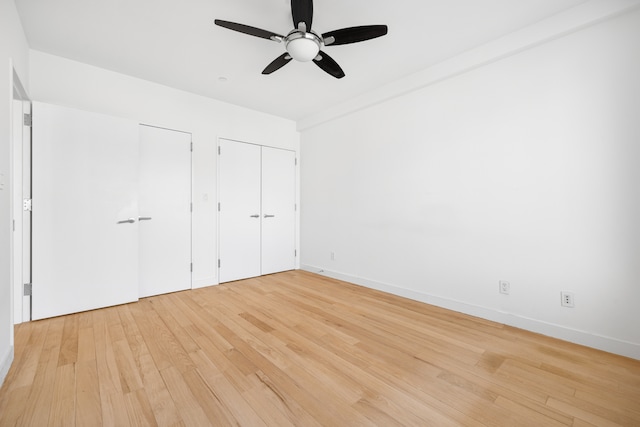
[285,30,322,62]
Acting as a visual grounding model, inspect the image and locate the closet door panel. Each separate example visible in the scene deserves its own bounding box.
[261,147,296,275]
[138,125,192,297]
[218,139,261,283]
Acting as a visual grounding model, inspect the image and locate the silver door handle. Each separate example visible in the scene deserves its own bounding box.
[264,214,275,218]
[250,214,260,218]
[138,217,152,221]
[117,218,136,224]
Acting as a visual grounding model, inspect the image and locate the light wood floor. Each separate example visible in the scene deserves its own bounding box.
[1,271,639,426]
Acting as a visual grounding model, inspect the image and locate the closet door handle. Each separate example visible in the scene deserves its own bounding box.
[250,214,260,218]
[138,217,152,221]
[117,218,136,224]
[264,214,275,218]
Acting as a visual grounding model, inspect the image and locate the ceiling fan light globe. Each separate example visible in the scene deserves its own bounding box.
[285,33,321,62]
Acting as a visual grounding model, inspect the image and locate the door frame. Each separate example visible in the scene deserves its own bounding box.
[11,68,31,324]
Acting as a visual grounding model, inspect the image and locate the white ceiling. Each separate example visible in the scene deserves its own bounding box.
[15,0,590,121]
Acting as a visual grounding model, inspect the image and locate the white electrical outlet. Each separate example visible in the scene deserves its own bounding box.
[330,251,335,261]
[561,291,575,308]
[499,281,510,295]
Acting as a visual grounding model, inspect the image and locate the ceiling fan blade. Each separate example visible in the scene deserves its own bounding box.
[214,19,283,41]
[322,25,388,46]
[291,0,313,31]
[262,53,293,75]
[313,51,345,79]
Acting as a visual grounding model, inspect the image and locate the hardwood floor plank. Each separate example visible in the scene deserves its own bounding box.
[229,288,450,425]
[11,322,34,361]
[100,390,132,427]
[226,285,465,426]
[136,352,183,427]
[547,393,638,426]
[77,326,96,363]
[181,368,238,426]
[1,270,639,426]
[0,385,30,426]
[17,317,65,426]
[238,390,299,427]
[4,319,49,391]
[138,300,195,375]
[225,280,479,426]
[494,395,570,426]
[352,395,408,427]
[574,388,640,420]
[75,360,103,426]
[58,314,79,367]
[546,396,624,427]
[112,338,144,394]
[127,301,174,372]
[204,305,375,426]
[189,349,269,427]
[159,366,211,426]
[148,295,201,354]
[48,363,76,427]
[124,388,159,427]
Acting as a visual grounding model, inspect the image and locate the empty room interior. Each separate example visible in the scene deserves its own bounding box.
[1,0,640,425]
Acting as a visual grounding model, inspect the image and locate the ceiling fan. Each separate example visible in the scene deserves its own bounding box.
[214,0,388,79]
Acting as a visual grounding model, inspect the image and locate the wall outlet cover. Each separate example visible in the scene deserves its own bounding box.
[561,291,575,308]
[499,281,510,295]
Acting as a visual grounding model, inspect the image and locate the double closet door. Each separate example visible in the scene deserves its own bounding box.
[31,103,191,320]
[218,139,296,283]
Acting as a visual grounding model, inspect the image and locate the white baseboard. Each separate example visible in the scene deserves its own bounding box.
[0,345,14,389]
[192,277,218,289]
[301,265,640,360]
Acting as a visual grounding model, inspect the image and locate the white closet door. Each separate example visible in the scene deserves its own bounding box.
[261,147,296,275]
[32,102,139,320]
[138,125,192,298]
[218,139,261,282]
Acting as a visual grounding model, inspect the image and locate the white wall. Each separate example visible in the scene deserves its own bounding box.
[301,8,640,359]
[28,50,300,290]
[0,0,29,386]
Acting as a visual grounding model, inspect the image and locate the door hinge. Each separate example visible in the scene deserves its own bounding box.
[218,202,221,212]
[295,158,297,166]
[24,113,32,127]
[190,263,193,272]
[23,283,32,296]
[218,146,221,155]
[190,202,193,212]
[190,142,193,152]
[295,203,297,212]
[23,198,32,211]
[295,249,297,257]
[218,259,221,268]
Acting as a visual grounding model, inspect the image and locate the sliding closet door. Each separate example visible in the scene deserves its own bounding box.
[32,102,139,320]
[138,125,192,298]
[218,139,261,282]
[261,147,296,275]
